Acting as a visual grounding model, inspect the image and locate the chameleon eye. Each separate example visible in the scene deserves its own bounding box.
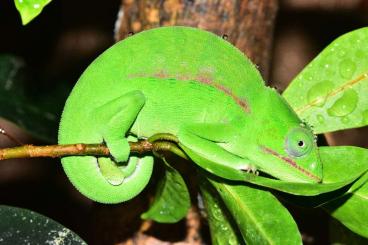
[285,127,314,158]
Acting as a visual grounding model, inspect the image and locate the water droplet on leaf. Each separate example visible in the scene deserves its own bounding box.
[307,80,334,107]
[327,89,358,117]
[222,34,229,40]
[339,59,356,79]
[341,117,350,124]
[212,208,222,221]
[316,114,325,124]
[220,224,229,231]
[337,48,345,57]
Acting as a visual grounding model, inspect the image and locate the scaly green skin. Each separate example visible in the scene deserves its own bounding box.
[59,26,322,204]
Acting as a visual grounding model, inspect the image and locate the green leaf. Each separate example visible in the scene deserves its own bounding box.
[141,159,191,223]
[220,146,368,196]
[199,177,243,245]
[0,205,86,244]
[0,55,63,142]
[287,146,368,237]
[14,0,52,25]
[283,27,368,134]
[208,177,302,245]
[322,172,368,238]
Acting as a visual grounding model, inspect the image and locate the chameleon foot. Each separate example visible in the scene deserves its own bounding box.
[241,164,258,175]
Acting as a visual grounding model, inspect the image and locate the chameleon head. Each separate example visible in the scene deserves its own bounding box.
[257,123,322,183]
[239,87,324,183]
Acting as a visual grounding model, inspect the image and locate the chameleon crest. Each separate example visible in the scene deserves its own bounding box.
[59,26,322,204]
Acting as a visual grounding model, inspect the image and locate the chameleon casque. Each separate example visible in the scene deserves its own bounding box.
[58,26,322,204]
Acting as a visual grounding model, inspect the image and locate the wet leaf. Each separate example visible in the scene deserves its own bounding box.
[283,27,368,134]
[208,176,302,245]
[141,159,191,223]
[0,205,86,244]
[14,0,52,25]
[199,177,242,245]
[322,172,368,238]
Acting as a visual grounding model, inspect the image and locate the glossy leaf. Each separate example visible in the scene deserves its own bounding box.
[0,205,86,244]
[0,55,62,142]
[141,159,191,223]
[283,27,368,133]
[322,172,368,238]
[199,177,242,245]
[14,0,52,25]
[208,177,302,245]
[215,146,368,196]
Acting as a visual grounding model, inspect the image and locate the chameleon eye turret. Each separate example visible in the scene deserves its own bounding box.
[285,127,315,158]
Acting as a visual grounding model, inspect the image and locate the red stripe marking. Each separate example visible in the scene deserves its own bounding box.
[195,72,250,113]
[261,146,321,182]
[128,70,250,113]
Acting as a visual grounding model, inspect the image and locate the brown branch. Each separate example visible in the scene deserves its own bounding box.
[0,140,182,161]
[0,131,188,161]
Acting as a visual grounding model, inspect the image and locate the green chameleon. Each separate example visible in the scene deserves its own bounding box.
[58,26,322,204]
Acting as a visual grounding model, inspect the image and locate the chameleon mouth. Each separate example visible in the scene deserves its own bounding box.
[260,146,321,182]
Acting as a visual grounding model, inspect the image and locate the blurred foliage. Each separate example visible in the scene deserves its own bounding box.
[14,0,52,25]
[0,205,86,244]
[0,54,70,142]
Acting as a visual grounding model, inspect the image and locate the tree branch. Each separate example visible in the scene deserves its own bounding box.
[0,138,188,161]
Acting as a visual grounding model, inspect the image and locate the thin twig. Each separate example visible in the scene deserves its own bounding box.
[0,139,188,161]
[0,141,144,160]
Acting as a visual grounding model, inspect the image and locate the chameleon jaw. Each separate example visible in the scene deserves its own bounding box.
[260,146,321,183]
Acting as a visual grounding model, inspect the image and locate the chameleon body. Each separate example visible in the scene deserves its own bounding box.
[59,27,322,204]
